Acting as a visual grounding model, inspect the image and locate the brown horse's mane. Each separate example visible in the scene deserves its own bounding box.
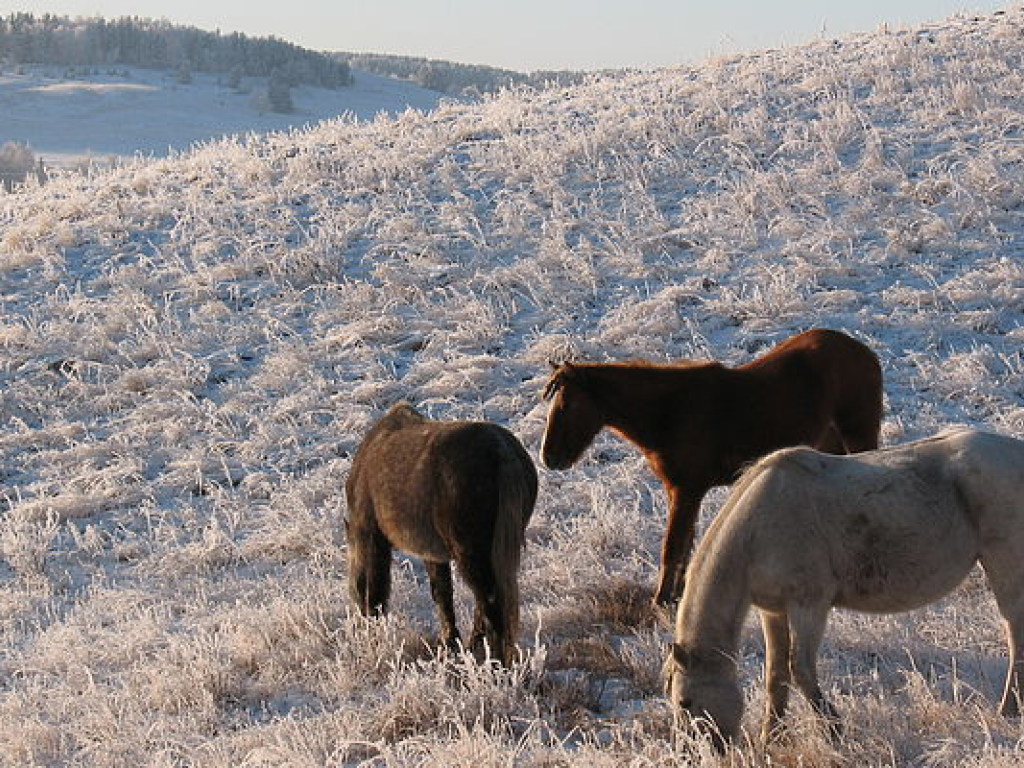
[570,358,718,371]
[544,359,726,401]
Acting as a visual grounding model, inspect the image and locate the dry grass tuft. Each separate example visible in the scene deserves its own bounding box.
[582,577,664,631]
[538,577,664,641]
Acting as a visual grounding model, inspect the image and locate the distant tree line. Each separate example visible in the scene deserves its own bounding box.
[0,13,353,88]
[341,52,590,96]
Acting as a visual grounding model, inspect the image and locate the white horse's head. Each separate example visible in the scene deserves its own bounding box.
[664,642,744,752]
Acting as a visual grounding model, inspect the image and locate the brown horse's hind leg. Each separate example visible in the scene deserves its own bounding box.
[833,401,882,453]
[999,616,1024,717]
[654,486,703,606]
[814,426,847,455]
[458,555,508,663]
[348,524,393,617]
[426,561,461,651]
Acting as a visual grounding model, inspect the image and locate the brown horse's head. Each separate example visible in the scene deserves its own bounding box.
[540,362,606,470]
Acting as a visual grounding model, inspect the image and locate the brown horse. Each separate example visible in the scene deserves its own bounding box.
[345,402,538,664]
[540,329,882,606]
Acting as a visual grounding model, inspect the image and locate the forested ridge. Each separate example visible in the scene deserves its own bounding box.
[340,51,590,95]
[0,13,352,88]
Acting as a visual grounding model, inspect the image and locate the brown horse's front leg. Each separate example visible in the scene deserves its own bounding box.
[654,485,704,606]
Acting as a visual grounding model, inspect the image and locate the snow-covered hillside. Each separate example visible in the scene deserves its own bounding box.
[1,7,1024,765]
[0,65,446,167]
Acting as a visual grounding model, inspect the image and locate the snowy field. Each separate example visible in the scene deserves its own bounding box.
[0,64,445,168]
[2,6,1024,766]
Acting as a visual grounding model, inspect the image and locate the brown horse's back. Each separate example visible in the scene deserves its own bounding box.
[347,406,535,561]
[740,329,882,454]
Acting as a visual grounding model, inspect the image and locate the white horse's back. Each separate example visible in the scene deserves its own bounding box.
[669,427,1024,746]
[740,433,986,613]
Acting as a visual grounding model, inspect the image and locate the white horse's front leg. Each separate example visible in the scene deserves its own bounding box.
[760,609,792,743]
[788,604,842,738]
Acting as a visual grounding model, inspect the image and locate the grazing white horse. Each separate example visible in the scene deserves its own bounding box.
[663,428,1024,749]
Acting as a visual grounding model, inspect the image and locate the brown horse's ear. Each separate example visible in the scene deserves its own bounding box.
[548,359,578,371]
[541,374,557,400]
[543,361,565,400]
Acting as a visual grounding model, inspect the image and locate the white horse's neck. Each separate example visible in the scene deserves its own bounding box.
[675,519,752,662]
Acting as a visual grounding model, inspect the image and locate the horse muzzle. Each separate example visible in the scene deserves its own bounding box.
[539,445,573,471]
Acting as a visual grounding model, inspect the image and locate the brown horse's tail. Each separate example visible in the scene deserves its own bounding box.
[491,436,538,661]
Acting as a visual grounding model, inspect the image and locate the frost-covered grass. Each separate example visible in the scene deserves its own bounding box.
[2,7,1024,766]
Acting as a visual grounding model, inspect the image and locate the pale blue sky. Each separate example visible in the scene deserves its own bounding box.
[8,1,1011,71]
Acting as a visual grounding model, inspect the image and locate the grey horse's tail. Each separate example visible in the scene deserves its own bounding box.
[490,436,538,662]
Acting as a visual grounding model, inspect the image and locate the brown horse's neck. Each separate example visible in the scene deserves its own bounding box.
[579,362,724,451]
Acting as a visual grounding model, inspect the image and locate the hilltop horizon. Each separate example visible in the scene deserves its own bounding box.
[0,12,592,173]
[4,0,1012,71]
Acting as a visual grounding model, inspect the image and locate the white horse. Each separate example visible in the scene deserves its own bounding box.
[663,428,1024,749]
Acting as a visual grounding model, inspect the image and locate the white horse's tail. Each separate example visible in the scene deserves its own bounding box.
[491,436,538,660]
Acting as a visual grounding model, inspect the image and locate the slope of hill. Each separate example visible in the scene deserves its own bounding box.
[0,65,446,169]
[1,7,1024,765]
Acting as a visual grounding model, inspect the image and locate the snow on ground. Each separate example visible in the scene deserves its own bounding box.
[0,64,446,167]
[1,7,1024,766]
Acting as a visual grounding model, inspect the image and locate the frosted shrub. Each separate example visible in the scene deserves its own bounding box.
[949,79,984,116]
[0,141,37,191]
[957,151,1024,213]
[0,509,58,585]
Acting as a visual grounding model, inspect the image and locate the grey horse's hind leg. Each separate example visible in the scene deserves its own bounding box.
[426,561,460,651]
[788,604,843,738]
[979,551,1024,715]
[999,617,1024,717]
[760,609,792,743]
